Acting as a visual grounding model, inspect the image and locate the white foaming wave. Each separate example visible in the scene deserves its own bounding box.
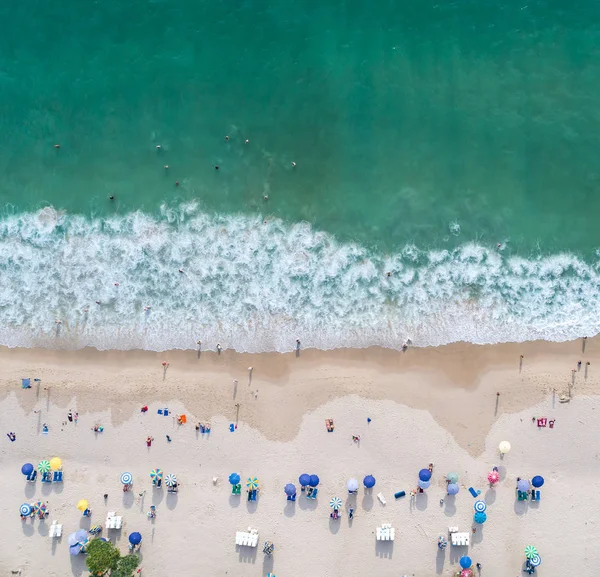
[0,204,598,353]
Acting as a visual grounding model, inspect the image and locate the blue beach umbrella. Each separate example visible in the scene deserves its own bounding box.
[517,479,530,492]
[529,554,542,567]
[20,503,33,516]
[68,529,88,547]
[229,473,241,485]
[128,532,142,545]
[309,474,320,487]
[531,475,544,488]
[474,500,487,513]
[418,479,431,490]
[460,555,472,569]
[120,472,133,485]
[363,475,376,488]
[299,473,311,486]
[284,483,296,496]
[21,463,34,476]
[447,483,459,495]
[474,511,487,524]
[419,469,432,482]
[69,544,81,556]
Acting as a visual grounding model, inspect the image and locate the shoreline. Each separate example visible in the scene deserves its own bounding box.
[1,336,597,457]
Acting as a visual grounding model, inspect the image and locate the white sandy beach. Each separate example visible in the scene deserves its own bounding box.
[1,339,599,576]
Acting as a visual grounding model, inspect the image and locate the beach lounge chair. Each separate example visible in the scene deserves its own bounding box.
[287,493,296,501]
[537,417,547,427]
[531,490,540,501]
[26,470,37,482]
[49,520,62,538]
[377,492,386,505]
[389,528,395,540]
[22,378,31,389]
[53,471,63,482]
[451,532,470,546]
[105,513,122,529]
[248,489,257,501]
[42,471,52,483]
[231,483,241,495]
[309,488,318,499]
[518,490,529,501]
[468,487,479,498]
[394,490,406,499]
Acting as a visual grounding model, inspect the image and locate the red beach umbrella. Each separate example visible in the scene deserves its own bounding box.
[461,570,474,577]
[488,470,500,485]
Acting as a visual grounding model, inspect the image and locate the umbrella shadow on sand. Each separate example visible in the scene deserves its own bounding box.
[229,494,241,508]
[484,489,496,505]
[443,495,457,517]
[166,492,178,510]
[283,501,296,518]
[375,539,393,559]
[21,521,34,537]
[436,547,446,574]
[24,483,36,500]
[329,517,341,535]
[262,555,274,576]
[415,492,428,511]
[122,490,135,509]
[38,520,49,537]
[69,553,87,576]
[78,516,91,530]
[298,496,318,511]
[514,499,528,516]
[361,493,374,511]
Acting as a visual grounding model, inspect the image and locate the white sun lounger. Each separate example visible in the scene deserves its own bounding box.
[236,529,259,547]
[105,513,123,529]
[49,520,62,538]
[451,532,470,546]
[377,492,386,505]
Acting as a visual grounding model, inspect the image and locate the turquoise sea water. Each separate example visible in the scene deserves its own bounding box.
[1,0,600,351]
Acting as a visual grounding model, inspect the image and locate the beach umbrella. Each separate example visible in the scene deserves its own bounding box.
[418,468,432,482]
[488,470,500,485]
[247,477,259,490]
[33,501,47,515]
[128,532,142,545]
[447,483,459,495]
[530,554,542,567]
[77,499,89,512]
[498,441,511,454]
[309,474,320,487]
[68,529,88,547]
[461,570,473,577]
[299,473,310,486]
[165,474,177,487]
[20,503,33,516]
[38,460,50,473]
[50,457,62,470]
[517,479,530,492]
[418,479,431,490]
[460,555,472,569]
[363,475,376,489]
[330,497,343,509]
[525,545,538,559]
[120,472,133,485]
[284,483,296,496]
[229,473,241,485]
[150,469,163,482]
[347,478,359,492]
[446,472,459,484]
[21,463,34,476]
[79,538,91,553]
[531,475,544,488]
[69,544,81,556]
[474,500,487,513]
[474,511,487,524]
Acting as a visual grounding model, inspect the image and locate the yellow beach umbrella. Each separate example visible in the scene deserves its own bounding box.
[77,499,89,512]
[498,441,511,454]
[50,457,62,470]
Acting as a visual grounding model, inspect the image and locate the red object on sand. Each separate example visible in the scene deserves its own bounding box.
[141,406,148,413]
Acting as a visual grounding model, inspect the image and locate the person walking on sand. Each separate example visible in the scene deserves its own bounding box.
[68,410,73,422]
[146,436,154,447]
[578,360,582,371]
[216,343,222,354]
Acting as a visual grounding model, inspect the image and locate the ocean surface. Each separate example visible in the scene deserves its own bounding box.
[1,0,599,352]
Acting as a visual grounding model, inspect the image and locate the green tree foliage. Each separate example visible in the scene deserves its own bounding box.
[85,539,139,576]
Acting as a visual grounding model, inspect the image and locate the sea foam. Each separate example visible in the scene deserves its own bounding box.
[0,204,598,352]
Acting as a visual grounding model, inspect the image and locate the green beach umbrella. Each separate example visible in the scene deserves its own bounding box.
[38,460,50,473]
[525,545,538,559]
[246,477,259,490]
[446,472,459,484]
[150,469,163,481]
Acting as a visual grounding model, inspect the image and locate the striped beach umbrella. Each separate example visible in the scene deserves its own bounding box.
[50,457,62,470]
[165,474,177,487]
[473,511,487,524]
[79,538,90,553]
[20,503,33,516]
[487,470,500,485]
[329,496,343,509]
[120,472,133,485]
[38,460,50,473]
[246,477,259,490]
[529,554,542,567]
[461,570,473,577]
[525,545,538,559]
[150,469,163,481]
[33,501,47,515]
[474,500,487,513]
